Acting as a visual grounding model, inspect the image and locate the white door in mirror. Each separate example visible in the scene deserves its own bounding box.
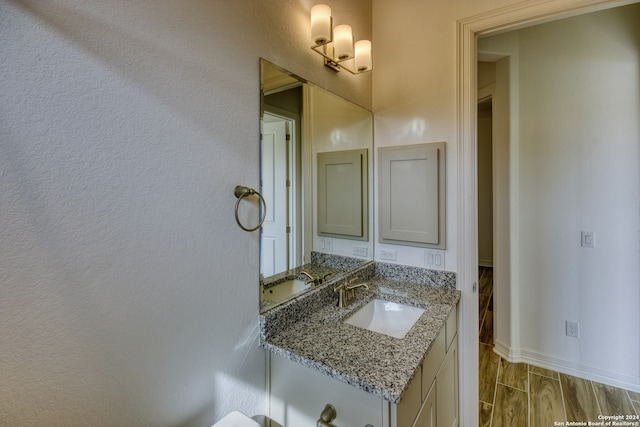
[261,118,290,276]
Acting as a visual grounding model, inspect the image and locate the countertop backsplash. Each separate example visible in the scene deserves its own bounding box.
[374,261,456,289]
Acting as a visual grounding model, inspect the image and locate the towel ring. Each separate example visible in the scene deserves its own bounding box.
[234,185,266,232]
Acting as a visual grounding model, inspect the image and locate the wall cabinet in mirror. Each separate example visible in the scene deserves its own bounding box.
[317,148,368,240]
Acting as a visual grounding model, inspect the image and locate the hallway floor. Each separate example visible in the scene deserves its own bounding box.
[478,267,640,426]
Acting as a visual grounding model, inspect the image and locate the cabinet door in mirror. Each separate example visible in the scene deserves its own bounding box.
[317,149,368,240]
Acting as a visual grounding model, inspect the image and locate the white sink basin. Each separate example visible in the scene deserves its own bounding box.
[261,279,311,305]
[344,299,425,339]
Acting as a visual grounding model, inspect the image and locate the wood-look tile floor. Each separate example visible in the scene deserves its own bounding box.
[478,267,640,427]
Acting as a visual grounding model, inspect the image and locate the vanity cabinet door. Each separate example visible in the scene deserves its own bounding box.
[413,381,436,427]
[392,365,422,427]
[421,328,445,401]
[268,354,384,427]
[392,305,458,427]
[436,337,458,427]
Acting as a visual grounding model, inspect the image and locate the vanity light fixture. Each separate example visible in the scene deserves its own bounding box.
[310,4,372,74]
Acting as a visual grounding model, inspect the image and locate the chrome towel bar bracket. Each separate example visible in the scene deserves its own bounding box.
[234,185,266,232]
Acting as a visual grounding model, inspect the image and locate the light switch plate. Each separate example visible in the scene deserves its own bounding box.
[581,231,595,248]
[319,237,333,252]
[425,250,445,269]
[566,320,580,338]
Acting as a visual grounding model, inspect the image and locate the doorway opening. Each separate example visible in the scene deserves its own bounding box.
[477,93,494,345]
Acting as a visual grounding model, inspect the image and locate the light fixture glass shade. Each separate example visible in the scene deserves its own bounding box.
[333,24,354,61]
[310,4,332,45]
[354,40,372,72]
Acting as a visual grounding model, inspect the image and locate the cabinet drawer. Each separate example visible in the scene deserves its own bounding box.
[445,305,457,351]
[421,327,445,401]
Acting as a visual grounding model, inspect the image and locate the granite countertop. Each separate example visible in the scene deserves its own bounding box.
[261,275,461,404]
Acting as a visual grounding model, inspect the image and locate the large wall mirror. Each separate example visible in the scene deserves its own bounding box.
[259,59,373,312]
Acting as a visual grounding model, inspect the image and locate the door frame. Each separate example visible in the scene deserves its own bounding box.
[455,0,638,425]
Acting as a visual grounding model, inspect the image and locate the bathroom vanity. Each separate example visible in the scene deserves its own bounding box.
[258,59,457,427]
[260,262,460,427]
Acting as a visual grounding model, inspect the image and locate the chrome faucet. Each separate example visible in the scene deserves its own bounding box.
[334,278,370,308]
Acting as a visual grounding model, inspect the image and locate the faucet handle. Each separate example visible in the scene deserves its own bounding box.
[335,279,369,308]
[318,271,334,284]
[300,270,318,285]
[345,280,369,291]
[334,283,348,308]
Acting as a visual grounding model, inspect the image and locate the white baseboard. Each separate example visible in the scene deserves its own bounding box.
[493,339,521,363]
[492,344,640,393]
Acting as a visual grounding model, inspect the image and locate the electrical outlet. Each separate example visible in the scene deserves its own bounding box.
[566,320,580,338]
[380,249,397,261]
[353,246,368,257]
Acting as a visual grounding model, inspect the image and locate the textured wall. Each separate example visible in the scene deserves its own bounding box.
[0,1,371,426]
